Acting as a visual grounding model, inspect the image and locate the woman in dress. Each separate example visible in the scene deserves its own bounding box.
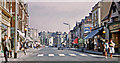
[109,39,115,58]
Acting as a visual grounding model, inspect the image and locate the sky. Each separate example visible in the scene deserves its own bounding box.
[27,0,100,32]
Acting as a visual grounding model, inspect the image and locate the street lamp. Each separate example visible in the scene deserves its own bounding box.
[25,28,27,37]
[63,22,70,31]
[63,22,71,48]
[25,24,28,37]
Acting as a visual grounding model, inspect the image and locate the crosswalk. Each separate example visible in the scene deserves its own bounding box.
[48,54,54,56]
[79,54,88,57]
[37,53,105,58]
[69,54,77,56]
[37,54,44,57]
[59,54,65,57]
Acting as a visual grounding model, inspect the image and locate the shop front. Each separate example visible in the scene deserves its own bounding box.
[0,8,12,53]
[109,21,120,53]
[84,27,105,51]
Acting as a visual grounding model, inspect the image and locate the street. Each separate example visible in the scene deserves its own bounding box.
[5,47,118,61]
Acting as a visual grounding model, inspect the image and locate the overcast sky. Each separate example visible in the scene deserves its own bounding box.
[27,1,100,32]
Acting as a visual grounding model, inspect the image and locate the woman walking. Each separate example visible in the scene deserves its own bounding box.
[109,39,115,58]
[104,39,109,59]
[8,37,12,58]
[21,42,26,55]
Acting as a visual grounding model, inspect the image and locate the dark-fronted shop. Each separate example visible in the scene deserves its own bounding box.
[109,21,120,53]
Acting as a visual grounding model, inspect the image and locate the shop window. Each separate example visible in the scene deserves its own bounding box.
[112,16,118,22]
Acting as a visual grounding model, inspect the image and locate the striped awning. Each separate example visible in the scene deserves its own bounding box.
[84,27,103,39]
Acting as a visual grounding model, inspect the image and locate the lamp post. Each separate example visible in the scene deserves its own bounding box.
[63,22,71,48]
[63,23,70,31]
[14,0,18,58]
[25,28,27,37]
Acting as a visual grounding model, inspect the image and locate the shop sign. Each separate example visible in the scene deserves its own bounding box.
[109,21,120,31]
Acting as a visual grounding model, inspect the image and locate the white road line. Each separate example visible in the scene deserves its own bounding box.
[48,54,54,57]
[38,54,44,57]
[38,48,42,50]
[88,54,99,57]
[97,55,105,57]
[79,54,88,56]
[69,54,77,56]
[89,54,104,57]
[59,54,65,57]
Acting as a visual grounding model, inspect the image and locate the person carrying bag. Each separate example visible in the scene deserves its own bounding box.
[2,35,9,62]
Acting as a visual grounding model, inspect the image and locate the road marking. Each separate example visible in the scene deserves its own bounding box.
[38,54,44,57]
[79,54,88,56]
[88,54,104,57]
[97,55,105,57]
[38,48,42,50]
[48,54,54,57]
[69,54,76,56]
[45,46,48,47]
[59,54,65,57]
[88,54,98,57]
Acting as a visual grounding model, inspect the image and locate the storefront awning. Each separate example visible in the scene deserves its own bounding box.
[17,30,25,38]
[84,27,103,39]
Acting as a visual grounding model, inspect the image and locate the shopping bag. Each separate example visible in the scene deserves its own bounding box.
[21,48,24,51]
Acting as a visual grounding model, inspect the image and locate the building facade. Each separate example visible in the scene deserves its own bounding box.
[0,0,12,53]
[103,1,120,53]
[11,0,29,43]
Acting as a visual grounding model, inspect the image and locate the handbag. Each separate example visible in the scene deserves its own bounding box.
[21,48,24,51]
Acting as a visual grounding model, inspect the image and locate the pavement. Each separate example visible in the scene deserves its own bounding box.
[0,48,39,62]
[69,48,120,57]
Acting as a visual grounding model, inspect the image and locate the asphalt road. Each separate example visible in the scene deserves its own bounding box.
[8,47,119,61]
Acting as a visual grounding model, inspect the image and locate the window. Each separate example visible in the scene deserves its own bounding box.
[112,16,118,22]
[6,1,9,11]
[0,0,2,6]
[113,4,116,13]
[96,11,98,21]
[2,0,4,7]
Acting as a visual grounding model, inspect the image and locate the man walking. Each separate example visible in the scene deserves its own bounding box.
[104,39,109,59]
[2,35,9,62]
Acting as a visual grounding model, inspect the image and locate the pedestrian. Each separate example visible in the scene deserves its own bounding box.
[104,39,109,59]
[109,39,115,58]
[2,35,9,62]
[34,43,36,49]
[21,42,26,55]
[8,37,12,58]
[103,41,105,56]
